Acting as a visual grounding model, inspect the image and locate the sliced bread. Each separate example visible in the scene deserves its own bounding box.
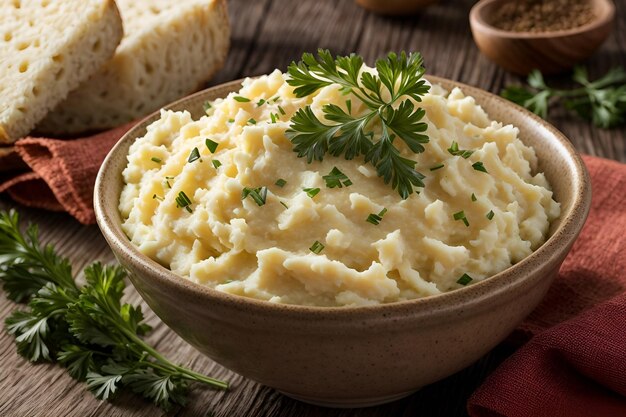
[0,0,123,143]
[37,0,230,134]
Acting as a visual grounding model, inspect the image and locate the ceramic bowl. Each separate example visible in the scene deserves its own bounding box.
[470,0,615,75]
[94,76,591,408]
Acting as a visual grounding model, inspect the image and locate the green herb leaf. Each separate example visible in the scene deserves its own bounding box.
[309,241,325,254]
[247,118,257,125]
[322,167,352,188]
[0,210,228,410]
[453,210,469,227]
[175,191,193,213]
[205,139,219,153]
[187,147,201,163]
[242,187,268,206]
[275,178,287,187]
[303,187,320,198]
[257,99,266,106]
[430,164,444,171]
[212,160,222,169]
[286,50,430,198]
[202,101,212,112]
[502,66,626,128]
[447,141,474,159]
[278,105,286,115]
[366,208,388,225]
[457,273,473,286]
[151,157,162,163]
[472,161,488,173]
[486,210,495,220]
[471,193,477,202]
[233,96,250,102]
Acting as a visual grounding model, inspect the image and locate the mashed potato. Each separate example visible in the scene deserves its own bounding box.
[119,69,560,306]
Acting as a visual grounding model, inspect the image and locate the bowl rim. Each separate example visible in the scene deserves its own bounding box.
[469,0,615,39]
[94,75,591,320]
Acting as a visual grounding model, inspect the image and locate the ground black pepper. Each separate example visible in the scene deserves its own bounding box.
[492,0,596,33]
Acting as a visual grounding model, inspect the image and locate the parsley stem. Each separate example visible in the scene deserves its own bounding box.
[117,326,228,389]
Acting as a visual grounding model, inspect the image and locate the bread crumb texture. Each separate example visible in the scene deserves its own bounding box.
[37,0,231,135]
[0,0,122,143]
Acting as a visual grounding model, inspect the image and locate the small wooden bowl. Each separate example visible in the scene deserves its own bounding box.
[355,0,438,15]
[470,0,615,75]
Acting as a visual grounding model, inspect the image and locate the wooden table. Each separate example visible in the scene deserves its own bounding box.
[1,1,625,416]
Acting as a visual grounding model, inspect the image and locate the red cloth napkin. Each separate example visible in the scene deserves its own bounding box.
[0,127,625,416]
[0,123,134,224]
[468,156,626,417]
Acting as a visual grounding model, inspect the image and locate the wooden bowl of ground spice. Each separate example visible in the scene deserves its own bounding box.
[469,0,615,75]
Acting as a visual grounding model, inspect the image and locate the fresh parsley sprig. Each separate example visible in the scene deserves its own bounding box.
[285,50,431,199]
[0,210,227,410]
[502,66,626,128]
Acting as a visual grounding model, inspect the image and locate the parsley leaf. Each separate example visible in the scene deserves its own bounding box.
[286,50,430,198]
[0,210,228,410]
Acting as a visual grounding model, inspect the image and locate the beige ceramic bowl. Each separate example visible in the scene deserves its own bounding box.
[94,76,591,408]
[470,0,615,75]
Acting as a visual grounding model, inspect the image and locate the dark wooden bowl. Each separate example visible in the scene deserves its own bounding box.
[470,0,615,75]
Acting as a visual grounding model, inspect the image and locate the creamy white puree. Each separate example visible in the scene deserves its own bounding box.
[119,69,560,306]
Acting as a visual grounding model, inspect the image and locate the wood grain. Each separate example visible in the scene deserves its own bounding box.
[0,0,625,416]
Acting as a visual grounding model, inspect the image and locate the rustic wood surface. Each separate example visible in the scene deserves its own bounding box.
[1,0,625,416]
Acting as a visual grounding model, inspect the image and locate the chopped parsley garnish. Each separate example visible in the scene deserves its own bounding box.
[322,167,352,188]
[278,105,286,115]
[233,96,250,102]
[257,99,266,106]
[150,157,162,163]
[175,191,193,213]
[228,118,235,123]
[486,210,495,220]
[205,138,219,153]
[152,194,163,201]
[275,178,287,187]
[309,240,325,254]
[471,193,477,202]
[303,187,320,198]
[457,273,473,286]
[285,50,430,199]
[271,96,280,103]
[447,141,474,159]
[366,208,388,225]
[202,101,212,112]
[247,118,257,125]
[270,113,278,123]
[345,99,352,114]
[472,161,488,173]
[430,163,444,171]
[280,201,289,209]
[453,210,469,227]
[242,187,268,206]
[187,147,201,163]
[212,160,222,169]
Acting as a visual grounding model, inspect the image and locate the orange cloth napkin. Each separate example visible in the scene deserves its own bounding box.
[0,127,625,415]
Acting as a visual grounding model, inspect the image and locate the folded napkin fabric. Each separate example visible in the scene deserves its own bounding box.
[0,123,134,224]
[468,156,626,417]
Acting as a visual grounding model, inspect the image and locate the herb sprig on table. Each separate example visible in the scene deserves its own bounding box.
[502,66,626,128]
[0,210,227,410]
[286,49,430,199]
